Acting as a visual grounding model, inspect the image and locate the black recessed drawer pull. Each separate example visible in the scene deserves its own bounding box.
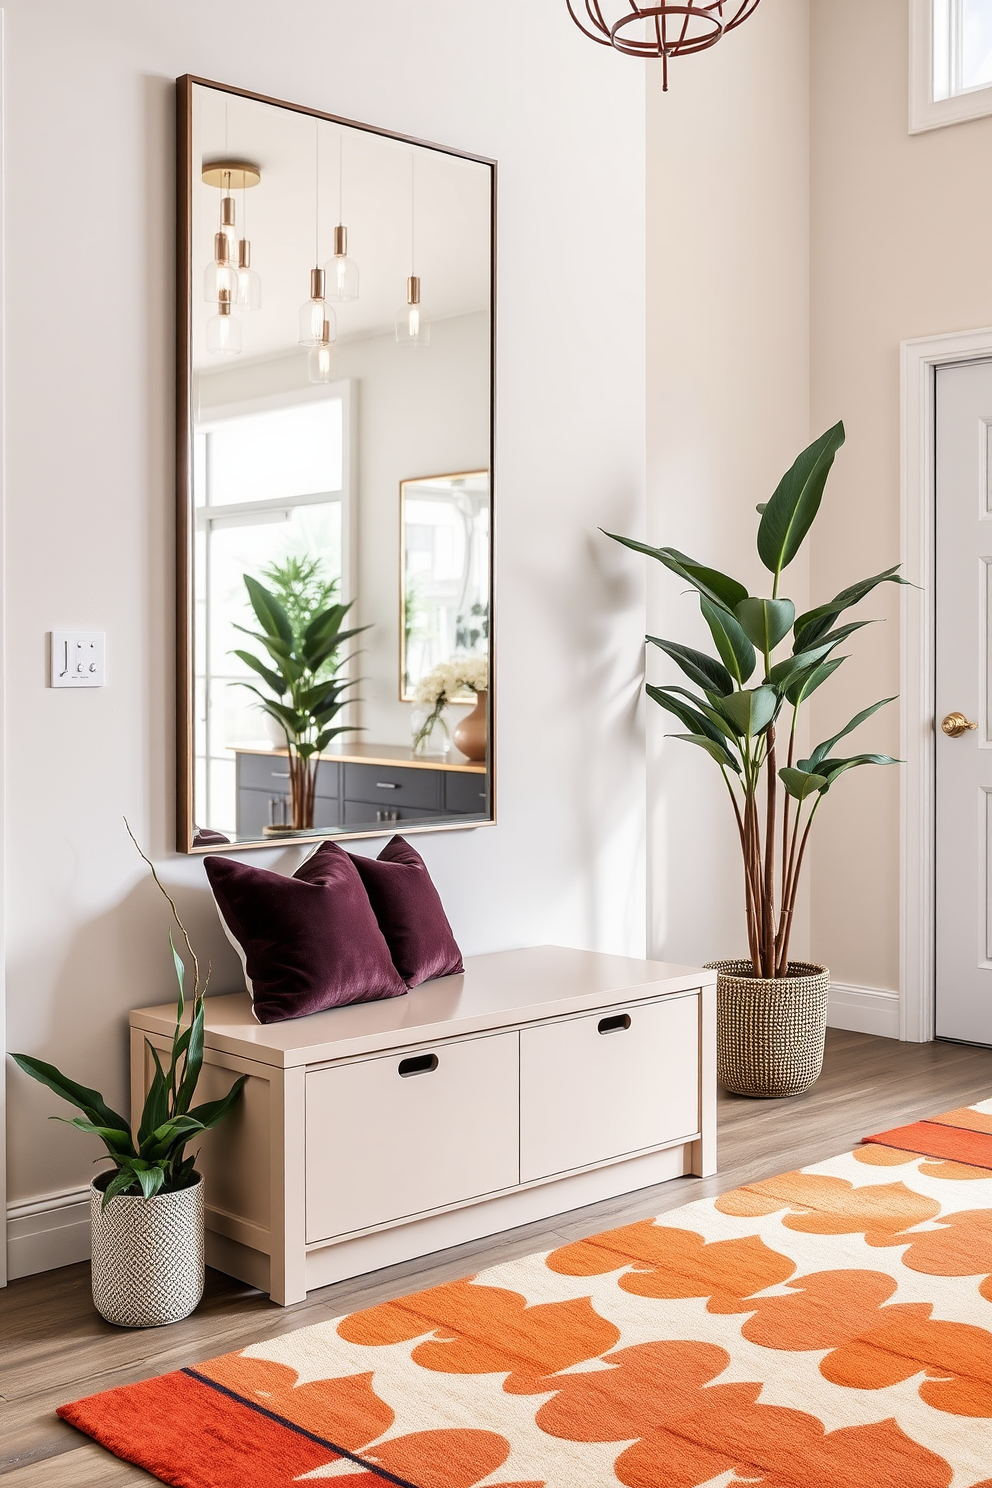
[398,1052,439,1077]
[598,1013,632,1035]
[376,781,401,789]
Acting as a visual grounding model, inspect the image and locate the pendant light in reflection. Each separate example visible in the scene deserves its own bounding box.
[308,318,335,384]
[299,123,337,349]
[396,152,430,347]
[325,135,359,302]
[235,173,262,311]
[206,288,242,355]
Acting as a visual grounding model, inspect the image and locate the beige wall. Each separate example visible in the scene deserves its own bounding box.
[809,0,992,992]
[645,0,812,969]
[4,1,646,1245]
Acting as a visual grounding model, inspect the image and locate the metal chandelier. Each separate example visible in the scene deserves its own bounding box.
[566,0,762,90]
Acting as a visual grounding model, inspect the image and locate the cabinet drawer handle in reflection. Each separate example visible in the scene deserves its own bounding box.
[375,781,401,789]
[598,1013,632,1035]
[398,1052,439,1077]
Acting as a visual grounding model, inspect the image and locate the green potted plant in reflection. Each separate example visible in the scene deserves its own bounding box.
[234,568,369,834]
[607,422,909,1098]
[10,825,246,1327]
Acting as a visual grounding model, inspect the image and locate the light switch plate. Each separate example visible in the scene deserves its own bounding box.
[50,631,106,688]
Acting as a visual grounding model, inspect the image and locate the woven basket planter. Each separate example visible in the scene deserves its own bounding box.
[705,959,830,1099]
[89,1173,204,1328]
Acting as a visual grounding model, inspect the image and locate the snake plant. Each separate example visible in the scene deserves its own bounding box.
[607,421,909,979]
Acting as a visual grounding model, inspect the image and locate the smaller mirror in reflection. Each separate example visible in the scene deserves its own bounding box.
[401,471,490,704]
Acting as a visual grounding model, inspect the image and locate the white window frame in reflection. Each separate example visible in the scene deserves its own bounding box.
[193,379,355,833]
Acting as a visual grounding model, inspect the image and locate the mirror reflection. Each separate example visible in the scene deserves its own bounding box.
[179,79,494,850]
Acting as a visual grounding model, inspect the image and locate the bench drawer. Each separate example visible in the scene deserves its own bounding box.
[305,1031,519,1241]
[519,993,700,1183]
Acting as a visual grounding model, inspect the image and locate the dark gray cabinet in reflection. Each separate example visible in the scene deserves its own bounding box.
[235,745,488,841]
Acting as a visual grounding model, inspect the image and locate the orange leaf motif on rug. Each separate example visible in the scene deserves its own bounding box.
[534,1339,954,1488]
[737,1267,992,1415]
[716,1171,941,1243]
[545,1222,795,1312]
[337,1279,621,1394]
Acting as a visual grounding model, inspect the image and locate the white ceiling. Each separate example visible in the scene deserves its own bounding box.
[191,84,492,371]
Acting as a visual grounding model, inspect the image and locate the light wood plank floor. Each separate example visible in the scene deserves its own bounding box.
[3,1027,991,1485]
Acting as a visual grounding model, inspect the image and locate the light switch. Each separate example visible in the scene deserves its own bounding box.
[50,632,105,688]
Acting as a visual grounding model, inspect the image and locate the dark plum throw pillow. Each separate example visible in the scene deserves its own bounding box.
[349,835,464,988]
[204,841,407,1024]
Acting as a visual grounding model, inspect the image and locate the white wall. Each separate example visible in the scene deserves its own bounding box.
[809,0,992,999]
[644,0,812,970]
[4,0,646,1271]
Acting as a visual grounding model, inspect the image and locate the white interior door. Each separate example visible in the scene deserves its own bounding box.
[935,359,992,1044]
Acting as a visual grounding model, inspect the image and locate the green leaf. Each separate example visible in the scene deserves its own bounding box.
[779,766,828,801]
[646,637,734,697]
[717,686,778,738]
[244,575,294,649]
[784,655,846,708]
[699,596,756,686]
[791,617,872,659]
[175,1004,204,1116]
[803,697,897,771]
[57,1118,136,1157]
[767,638,837,691]
[735,598,796,654]
[603,533,748,611]
[671,732,742,773]
[185,1074,248,1131]
[816,752,901,790]
[646,684,732,748]
[757,421,846,580]
[794,565,912,650]
[101,1167,140,1206]
[232,650,287,697]
[137,1043,169,1148]
[9,1054,131,1135]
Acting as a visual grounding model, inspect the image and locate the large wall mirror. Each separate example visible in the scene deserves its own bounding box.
[176,77,495,852]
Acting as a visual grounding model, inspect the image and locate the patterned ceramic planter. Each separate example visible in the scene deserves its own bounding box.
[89,1174,204,1328]
[705,960,830,1099]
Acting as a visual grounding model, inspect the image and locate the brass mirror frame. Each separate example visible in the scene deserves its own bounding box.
[175,75,497,853]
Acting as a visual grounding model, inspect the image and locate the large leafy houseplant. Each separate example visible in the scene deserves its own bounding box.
[11,826,246,1205]
[608,421,908,980]
[234,570,369,831]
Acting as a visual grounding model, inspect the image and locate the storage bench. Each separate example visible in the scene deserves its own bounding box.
[130,945,716,1305]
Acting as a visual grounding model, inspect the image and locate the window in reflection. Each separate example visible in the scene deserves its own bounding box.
[401,472,490,701]
[194,388,349,834]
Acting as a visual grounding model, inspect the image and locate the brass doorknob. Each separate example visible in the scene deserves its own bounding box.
[941,711,978,738]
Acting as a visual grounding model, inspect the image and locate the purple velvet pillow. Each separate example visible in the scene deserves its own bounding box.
[204,841,407,1024]
[349,836,464,988]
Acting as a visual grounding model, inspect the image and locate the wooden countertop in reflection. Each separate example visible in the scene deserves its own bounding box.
[232,741,487,775]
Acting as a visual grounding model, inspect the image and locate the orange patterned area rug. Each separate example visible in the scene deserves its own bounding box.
[60,1099,992,1488]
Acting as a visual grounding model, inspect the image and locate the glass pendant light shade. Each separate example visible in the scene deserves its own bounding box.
[308,321,335,384]
[206,292,242,355]
[299,267,336,347]
[395,275,431,347]
[324,225,359,302]
[235,239,262,311]
[204,230,237,303]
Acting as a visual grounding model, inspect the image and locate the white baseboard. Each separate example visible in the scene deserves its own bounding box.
[828,982,901,1040]
[6,1184,90,1279]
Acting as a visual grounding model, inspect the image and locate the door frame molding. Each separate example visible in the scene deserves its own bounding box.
[900,325,992,1042]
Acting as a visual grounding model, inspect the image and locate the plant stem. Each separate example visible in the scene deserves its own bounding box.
[762,723,777,978]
